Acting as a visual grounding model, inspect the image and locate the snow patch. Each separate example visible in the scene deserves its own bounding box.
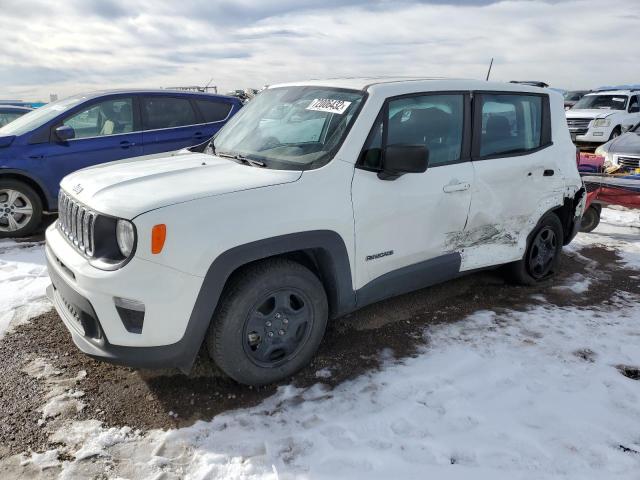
[0,239,51,338]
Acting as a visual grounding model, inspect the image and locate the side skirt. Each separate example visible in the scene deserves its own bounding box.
[355,253,462,309]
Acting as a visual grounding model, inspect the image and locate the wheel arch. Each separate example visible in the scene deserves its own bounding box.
[0,169,53,211]
[174,230,356,372]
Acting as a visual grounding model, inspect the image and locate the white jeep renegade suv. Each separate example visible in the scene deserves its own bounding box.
[46,78,585,386]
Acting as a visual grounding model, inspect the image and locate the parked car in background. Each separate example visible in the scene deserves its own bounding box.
[0,90,242,237]
[45,78,585,386]
[0,105,32,127]
[594,120,640,170]
[563,90,590,110]
[566,90,640,148]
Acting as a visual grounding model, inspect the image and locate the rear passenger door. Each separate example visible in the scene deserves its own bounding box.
[352,92,474,290]
[141,96,204,154]
[463,92,558,270]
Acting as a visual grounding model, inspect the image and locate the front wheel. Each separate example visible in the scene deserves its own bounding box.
[508,213,563,286]
[207,258,328,386]
[609,127,621,141]
[0,180,43,238]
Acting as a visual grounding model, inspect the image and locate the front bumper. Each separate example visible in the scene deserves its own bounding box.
[45,223,205,371]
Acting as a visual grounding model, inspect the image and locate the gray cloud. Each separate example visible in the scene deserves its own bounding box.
[0,0,636,100]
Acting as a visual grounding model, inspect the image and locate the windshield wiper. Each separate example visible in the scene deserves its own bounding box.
[216,151,266,168]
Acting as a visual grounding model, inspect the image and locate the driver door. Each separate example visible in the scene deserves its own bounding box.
[39,96,142,198]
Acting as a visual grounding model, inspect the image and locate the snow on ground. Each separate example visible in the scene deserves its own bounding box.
[0,239,50,339]
[2,208,640,479]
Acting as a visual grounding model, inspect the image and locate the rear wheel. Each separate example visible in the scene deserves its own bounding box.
[579,205,601,233]
[0,180,42,238]
[508,213,563,285]
[207,258,328,386]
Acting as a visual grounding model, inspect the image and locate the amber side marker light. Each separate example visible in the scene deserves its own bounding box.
[151,224,167,254]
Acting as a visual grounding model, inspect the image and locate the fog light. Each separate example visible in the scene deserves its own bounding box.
[114,297,145,334]
[593,132,603,137]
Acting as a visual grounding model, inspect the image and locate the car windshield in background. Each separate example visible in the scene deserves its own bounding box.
[0,96,83,136]
[573,94,628,110]
[564,91,587,101]
[212,86,365,169]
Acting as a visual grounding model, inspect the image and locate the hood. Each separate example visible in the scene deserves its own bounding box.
[61,150,302,218]
[608,132,640,155]
[566,109,617,119]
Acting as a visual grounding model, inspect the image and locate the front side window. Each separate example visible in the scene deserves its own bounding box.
[0,112,25,127]
[478,94,542,157]
[628,96,639,113]
[359,94,465,170]
[196,99,233,122]
[213,86,365,169]
[573,94,628,110]
[63,98,134,139]
[142,97,198,130]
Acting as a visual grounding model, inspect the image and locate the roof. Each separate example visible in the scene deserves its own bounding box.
[269,77,553,96]
[64,89,240,102]
[0,105,33,112]
[586,90,635,96]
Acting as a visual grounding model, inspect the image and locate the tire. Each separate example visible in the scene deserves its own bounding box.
[579,205,601,233]
[508,212,564,286]
[609,127,621,141]
[0,180,43,238]
[207,258,328,386]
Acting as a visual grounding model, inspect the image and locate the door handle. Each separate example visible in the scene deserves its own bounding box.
[120,141,135,148]
[443,182,471,193]
[193,132,206,140]
[29,155,44,160]
[543,169,555,176]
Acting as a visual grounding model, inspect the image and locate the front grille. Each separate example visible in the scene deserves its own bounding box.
[57,190,97,256]
[618,156,640,169]
[566,118,592,135]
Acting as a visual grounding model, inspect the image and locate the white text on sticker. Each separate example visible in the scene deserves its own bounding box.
[306,98,352,114]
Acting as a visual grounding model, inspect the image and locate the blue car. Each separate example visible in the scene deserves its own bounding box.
[0,105,33,128]
[0,90,242,237]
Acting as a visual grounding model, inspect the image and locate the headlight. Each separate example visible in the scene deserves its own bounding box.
[594,145,606,156]
[116,219,135,257]
[593,119,610,128]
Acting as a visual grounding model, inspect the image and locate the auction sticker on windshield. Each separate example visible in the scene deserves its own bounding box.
[306,98,352,114]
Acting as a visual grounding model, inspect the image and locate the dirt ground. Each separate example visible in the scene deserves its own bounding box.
[1,242,638,458]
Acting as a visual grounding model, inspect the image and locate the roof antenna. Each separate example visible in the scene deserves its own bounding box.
[486,58,494,81]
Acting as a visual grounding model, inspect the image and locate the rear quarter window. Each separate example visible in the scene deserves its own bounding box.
[142,97,198,130]
[195,99,233,122]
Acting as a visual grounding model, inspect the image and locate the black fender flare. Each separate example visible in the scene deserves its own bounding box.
[176,230,355,371]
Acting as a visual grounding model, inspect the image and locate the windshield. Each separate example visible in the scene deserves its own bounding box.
[564,91,587,101]
[573,94,628,110]
[212,86,365,169]
[0,95,84,136]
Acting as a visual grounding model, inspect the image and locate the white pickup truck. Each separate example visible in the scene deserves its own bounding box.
[566,90,640,147]
[46,78,585,385]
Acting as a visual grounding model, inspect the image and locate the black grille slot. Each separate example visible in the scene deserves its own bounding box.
[57,190,97,256]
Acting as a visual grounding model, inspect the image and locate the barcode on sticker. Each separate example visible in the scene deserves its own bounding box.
[306,98,352,114]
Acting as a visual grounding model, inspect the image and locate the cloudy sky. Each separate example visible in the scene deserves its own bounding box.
[1,0,638,101]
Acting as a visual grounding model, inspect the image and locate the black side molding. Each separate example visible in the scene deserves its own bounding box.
[356,253,461,308]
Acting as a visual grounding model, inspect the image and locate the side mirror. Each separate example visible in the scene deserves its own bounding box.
[379,144,429,180]
[55,125,75,141]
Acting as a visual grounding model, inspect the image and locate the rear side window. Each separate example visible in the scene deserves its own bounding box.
[195,99,233,122]
[477,94,544,158]
[359,93,465,169]
[142,97,197,130]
